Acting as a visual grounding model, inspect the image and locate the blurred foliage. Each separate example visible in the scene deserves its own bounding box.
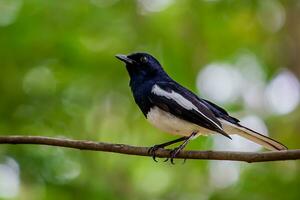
[0,0,300,200]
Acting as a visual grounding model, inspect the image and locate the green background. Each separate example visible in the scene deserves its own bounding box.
[0,0,300,199]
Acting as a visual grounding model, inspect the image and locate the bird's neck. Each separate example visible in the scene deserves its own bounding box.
[129,71,170,89]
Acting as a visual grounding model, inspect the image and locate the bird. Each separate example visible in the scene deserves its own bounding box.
[116,52,287,163]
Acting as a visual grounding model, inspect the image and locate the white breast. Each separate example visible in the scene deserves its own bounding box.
[146,106,213,137]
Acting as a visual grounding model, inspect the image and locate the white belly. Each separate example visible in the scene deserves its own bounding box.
[146,106,213,137]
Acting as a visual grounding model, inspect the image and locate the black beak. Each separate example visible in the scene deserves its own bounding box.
[115,54,135,65]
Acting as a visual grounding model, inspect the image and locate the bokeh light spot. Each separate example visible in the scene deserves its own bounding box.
[235,52,267,110]
[0,157,20,198]
[0,0,22,26]
[210,161,240,189]
[257,0,285,33]
[265,70,300,115]
[23,66,57,96]
[41,148,81,184]
[138,0,173,15]
[197,63,243,104]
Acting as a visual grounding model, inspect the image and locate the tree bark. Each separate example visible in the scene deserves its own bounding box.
[0,135,298,163]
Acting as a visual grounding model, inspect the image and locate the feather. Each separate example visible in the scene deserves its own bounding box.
[149,83,231,139]
[220,119,287,151]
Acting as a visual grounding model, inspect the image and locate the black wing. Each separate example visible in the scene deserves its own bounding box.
[148,82,231,139]
[201,99,240,124]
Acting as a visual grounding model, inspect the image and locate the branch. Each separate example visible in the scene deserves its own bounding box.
[0,135,299,163]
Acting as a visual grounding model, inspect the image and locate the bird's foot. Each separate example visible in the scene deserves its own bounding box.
[148,144,165,162]
[148,145,187,164]
[167,147,183,164]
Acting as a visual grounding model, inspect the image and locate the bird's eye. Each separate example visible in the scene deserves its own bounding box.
[140,56,148,64]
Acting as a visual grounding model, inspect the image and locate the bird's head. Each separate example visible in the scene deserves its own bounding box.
[116,52,166,81]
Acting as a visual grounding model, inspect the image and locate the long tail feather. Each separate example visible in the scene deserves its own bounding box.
[220,119,287,151]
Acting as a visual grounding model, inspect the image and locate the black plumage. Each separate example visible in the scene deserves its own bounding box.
[116,52,287,163]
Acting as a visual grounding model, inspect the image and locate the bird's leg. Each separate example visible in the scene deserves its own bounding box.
[169,132,198,164]
[148,137,187,162]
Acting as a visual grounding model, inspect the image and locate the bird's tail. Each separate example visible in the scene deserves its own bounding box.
[220,119,287,151]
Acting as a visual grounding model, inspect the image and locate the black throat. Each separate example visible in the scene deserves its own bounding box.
[128,70,170,117]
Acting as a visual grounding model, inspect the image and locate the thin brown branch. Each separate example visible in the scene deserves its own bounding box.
[0,135,299,163]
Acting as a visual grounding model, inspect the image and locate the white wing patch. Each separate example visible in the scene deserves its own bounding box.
[151,84,223,130]
[152,84,197,111]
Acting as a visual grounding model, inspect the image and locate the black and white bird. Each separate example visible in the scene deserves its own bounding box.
[116,52,287,163]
